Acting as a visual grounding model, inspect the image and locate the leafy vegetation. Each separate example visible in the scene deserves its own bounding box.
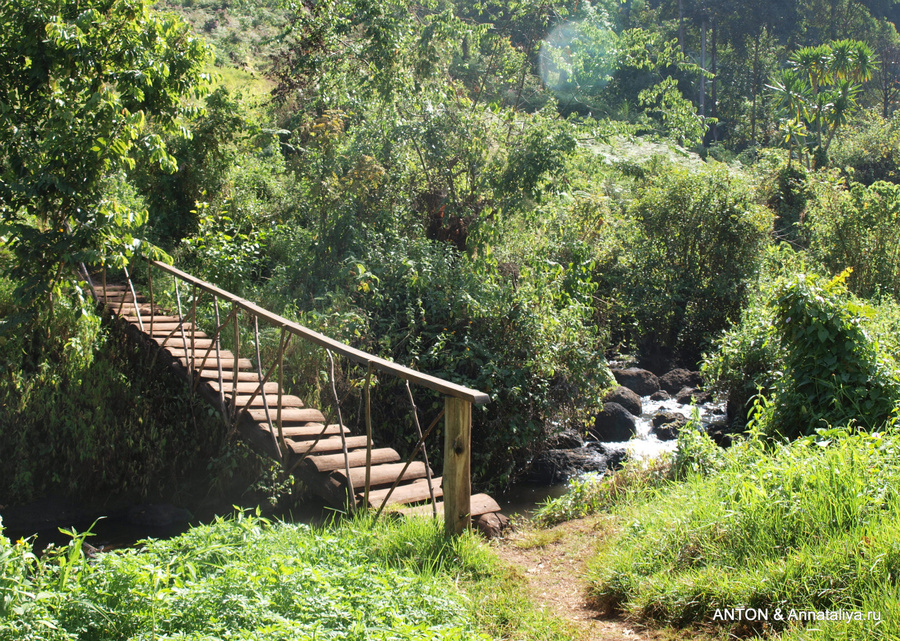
[587,428,900,638]
[6,0,900,636]
[0,512,571,640]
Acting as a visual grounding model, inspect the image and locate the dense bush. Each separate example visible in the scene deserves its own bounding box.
[804,178,900,299]
[707,268,900,441]
[828,112,900,185]
[619,162,772,366]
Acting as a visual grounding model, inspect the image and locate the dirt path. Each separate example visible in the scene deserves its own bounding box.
[492,515,660,641]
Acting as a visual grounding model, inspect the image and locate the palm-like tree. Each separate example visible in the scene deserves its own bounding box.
[769,39,877,167]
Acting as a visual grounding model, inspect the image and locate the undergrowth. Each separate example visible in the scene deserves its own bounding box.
[0,512,571,640]
[586,427,900,639]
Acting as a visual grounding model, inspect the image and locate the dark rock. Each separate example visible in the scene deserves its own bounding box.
[603,386,642,416]
[590,402,637,442]
[652,411,689,429]
[675,387,713,405]
[590,443,629,470]
[706,421,743,449]
[652,423,680,441]
[651,411,688,441]
[659,368,703,394]
[611,368,660,396]
[546,429,585,450]
[649,390,671,401]
[529,449,606,484]
[474,512,510,539]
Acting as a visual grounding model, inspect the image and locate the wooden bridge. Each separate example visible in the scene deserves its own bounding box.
[85,260,503,536]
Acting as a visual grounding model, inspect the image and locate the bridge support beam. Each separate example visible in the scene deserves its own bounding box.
[443,396,472,536]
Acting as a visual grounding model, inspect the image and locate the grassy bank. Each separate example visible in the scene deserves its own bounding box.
[571,428,900,639]
[0,512,572,640]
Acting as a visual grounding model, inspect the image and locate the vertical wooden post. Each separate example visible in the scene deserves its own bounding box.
[443,396,472,536]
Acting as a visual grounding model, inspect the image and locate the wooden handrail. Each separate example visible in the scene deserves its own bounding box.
[147,259,490,405]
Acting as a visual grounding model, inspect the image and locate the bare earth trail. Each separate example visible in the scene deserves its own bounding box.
[492,515,677,641]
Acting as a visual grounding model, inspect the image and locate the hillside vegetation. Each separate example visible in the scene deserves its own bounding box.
[3,0,900,637]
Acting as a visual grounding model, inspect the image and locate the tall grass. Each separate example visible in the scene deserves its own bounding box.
[1,512,572,640]
[587,428,900,638]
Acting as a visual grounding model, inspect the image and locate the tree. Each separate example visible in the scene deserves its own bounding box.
[768,39,875,167]
[0,0,209,328]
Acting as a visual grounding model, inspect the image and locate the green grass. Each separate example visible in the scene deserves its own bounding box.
[1,512,570,640]
[585,428,900,639]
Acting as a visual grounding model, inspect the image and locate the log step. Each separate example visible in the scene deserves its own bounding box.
[126,314,183,323]
[156,337,214,349]
[148,322,199,333]
[302,448,400,474]
[398,493,501,518]
[207,380,279,394]
[244,407,325,423]
[365,477,443,507]
[257,422,345,438]
[198,369,263,382]
[177,357,254,370]
[285,435,369,456]
[332,461,429,489]
[230,394,305,408]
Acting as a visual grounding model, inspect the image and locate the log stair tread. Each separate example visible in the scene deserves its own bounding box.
[397,493,500,518]
[284,435,369,455]
[364,477,443,507]
[301,448,400,474]
[255,422,345,438]
[331,461,430,489]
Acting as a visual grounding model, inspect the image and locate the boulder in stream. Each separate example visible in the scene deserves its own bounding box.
[675,387,712,405]
[651,411,689,441]
[659,368,703,394]
[591,402,637,442]
[530,449,607,484]
[611,368,660,396]
[603,386,642,416]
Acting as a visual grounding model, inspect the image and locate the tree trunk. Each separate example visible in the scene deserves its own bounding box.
[751,33,760,146]
[700,19,707,117]
[711,17,718,142]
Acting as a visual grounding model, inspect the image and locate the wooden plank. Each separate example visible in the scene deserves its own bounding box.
[331,461,429,489]
[230,394,305,408]
[197,369,261,382]
[302,448,400,474]
[176,356,254,370]
[398,493,500,518]
[443,397,472,535]
[271,422,347,438]
[126,314,181,323]
[207,380,279,394]
[244,407,325,423]
[147,322,198,332]
[365,477,443,507]
[285,435,368,455]
[157,337,214,349]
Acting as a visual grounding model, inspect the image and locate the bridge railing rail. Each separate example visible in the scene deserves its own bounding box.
[96,258,488,535]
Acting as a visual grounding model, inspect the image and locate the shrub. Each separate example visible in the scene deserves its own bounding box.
[804,178,900,299]
[756,270,900,440]
[828,111,900,186]
[622,162,772,366]
[335,233,611,487]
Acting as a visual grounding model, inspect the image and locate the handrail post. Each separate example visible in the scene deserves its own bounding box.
[443,396,472,536]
